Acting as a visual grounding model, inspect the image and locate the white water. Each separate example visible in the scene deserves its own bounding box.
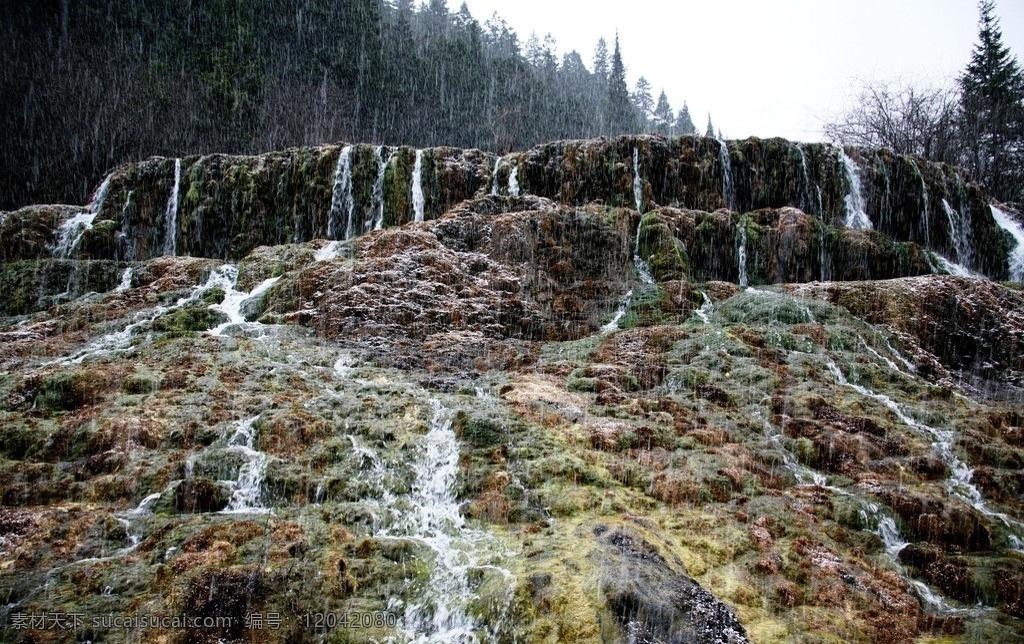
[737,214,749,288]
[114,267,134,293]
[718,139,735,210]
[840,151,872,230]
[328,145,354,240]
[53,267,232,365]
[412,149,425,223]
[933,253,980,278]
[371,146,397,231]
[508,166,520,197]
[632,218,656,285]
[315,240,342,262]
[990,204,1024,282]
[207,266,281,336]
[910,160,930,247]
[942,198,973,269]
[632,147,643,213]
[796,144,817,215]
[54,171,114,258]
[694,292,714,324]
[334,353,354,377]
[601,290,633,334]
[164,158,181,256]
[222,417,270,513]
[382,400,513,642]
[490,157,503,196]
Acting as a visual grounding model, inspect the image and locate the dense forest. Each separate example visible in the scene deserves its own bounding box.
[0,0,701,210]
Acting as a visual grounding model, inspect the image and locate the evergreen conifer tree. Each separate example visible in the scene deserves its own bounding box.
[958,0,1024,201]
[705,114,715,138]
[675,102,696,135]
[607,33,635,134]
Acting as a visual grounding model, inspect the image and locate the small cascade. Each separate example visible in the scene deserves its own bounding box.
[910,159,930,247]
[222,417,269,513]
[942,198,973,269]
[115,492,163,549]
[840,150,872,230]
[369,146,397,231]
[796,144,816,216]
[382,400,513,641]
[990,204,1024,282]
[207,265,281,336]
[163,158,181,256]
[859,502,909,557]
[601,290,633,334]
[508,165,520,197]
[818,220,831,282]
[328,145,354,240]
[694,292,714,324]
[334,353,354,377]
[314,240,342,262]
[718,139,735,210]
[114,267,134,293]
[632,218,656,285]
[933,253,978,278]
[632,147,643,213]
[491,157,503,196]
[737,214,749,288]
[412,149,425,222]
[53,171,114,258]
[761,417,826,486]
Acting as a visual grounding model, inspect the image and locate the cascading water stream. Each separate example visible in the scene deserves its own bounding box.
[163,158,181,256]
[207,265,281,337]
[910,159,930,247]
[53,171,114,258]
[222,417,270,514]
[737,214,749,288]
[942,198,973,269]
[491,157,503,196]
[379,400,513,642]
[840,150,872,230]
[990,204,1024,282]
[795,144,817,216]
[328,145,354,240]
[694,292,714,324]
[632,147,643,213]
[114,267,134,293]
[508,165,520,197]
[369,146,397,231]
[631,149,656,285]
[718,139,735,210]
[601,290,633,334]
[412,149,425,223]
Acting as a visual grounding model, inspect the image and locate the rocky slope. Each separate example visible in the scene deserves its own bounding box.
[1,135,1024,643]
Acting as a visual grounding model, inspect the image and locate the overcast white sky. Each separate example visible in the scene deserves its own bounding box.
[454,0,1024,142]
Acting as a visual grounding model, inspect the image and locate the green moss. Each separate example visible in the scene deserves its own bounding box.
[153,306,228,337]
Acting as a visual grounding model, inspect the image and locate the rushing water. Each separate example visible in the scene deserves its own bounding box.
[53,171,114,258]
[162,158,181,256]
[508,165,520,197]
[990,204,1024,282]
[632,147,643,213]
[737,214,749,288]
[718,139,735,210]
[942,198,973,269]
[490,157,503,196]
[601,290,633,334]
[207,266,281,337]
[329,145,354,240]
[840,150,872,230]
[413,149,426,223]
[222,417,270,514]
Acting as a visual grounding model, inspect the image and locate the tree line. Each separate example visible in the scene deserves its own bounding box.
[0,0,704,210]
[824,0,1024,204]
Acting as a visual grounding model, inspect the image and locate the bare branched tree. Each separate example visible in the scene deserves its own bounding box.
[824,77,959,162]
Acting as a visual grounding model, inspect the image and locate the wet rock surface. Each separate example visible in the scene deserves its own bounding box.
[2,135,1024,642]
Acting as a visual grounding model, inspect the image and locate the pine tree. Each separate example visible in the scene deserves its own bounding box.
[632,76,654,125]
[607,33,635,134]
[958,0,1024,201]
[593,37,609,82]
[705,114,715,138]
[653,91,673,135]
[675,102,696,135]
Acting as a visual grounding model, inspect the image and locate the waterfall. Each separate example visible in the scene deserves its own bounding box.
[508,165,520,197]
[633,218,655,285]
[412,149,425,223]
[989,204,1024,282]
[840,150,872,230]
[601,290,633,334]
[223,417,269,514]
[718,139,735,210]
[632,147,643,213]
[207,265,281,337]
[818,221,831,282]
[368,146,397,232]
[382,400,513,641]
[314,241,342,262]
[694,292,714,324]
[162,159,181,256]
[491,157,503,196]
[53,171,114,258]
[910,160,930,247]
[114,267,134,293]
[796,144,816,216]
[737,214,749,288]
[942,198,973,269]
[328,145,353,240]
